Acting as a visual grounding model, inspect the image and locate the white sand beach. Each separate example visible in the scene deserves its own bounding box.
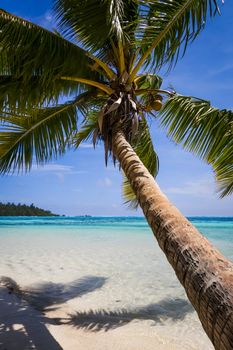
[0,283,213,350]
[0,220,218,350]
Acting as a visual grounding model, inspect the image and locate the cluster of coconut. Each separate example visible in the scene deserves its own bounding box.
[144,94,163,112]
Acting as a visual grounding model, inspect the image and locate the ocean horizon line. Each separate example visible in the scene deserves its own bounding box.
[0,215,233,218]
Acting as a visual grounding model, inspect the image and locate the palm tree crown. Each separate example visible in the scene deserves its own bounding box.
[0,0,232,199]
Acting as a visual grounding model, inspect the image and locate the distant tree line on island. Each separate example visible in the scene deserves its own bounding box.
[0,202,58,216]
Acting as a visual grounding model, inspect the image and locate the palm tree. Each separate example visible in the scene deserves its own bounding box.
[0,1,233,348]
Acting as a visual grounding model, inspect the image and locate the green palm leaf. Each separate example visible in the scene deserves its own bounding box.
[135,73,163,91]
[160,94,233,196]
[130,0,221,79]
[0,75,82,112]
[73,95,110,149]
[214,148,233,197]
[74,111,100,148]
[0,9,94,78]
[54,0,139,51]
[0,9,104,110]
[87,1,139,71]
[0,93,93,173]
[54,0,123,49]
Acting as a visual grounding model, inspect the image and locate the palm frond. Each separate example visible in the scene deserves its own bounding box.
[123,116,159,208]
[54,0,140,50]
[130,0,222,79]
[135,73,163,90]
[0,93,93,173]
[107,0,124,39]
[93,0,139,72]
[122,176,139,209]
[214,145,233,197]
[73,110,100,148]
[60,76,114,95]
[54,0,122,50]
[0,75,82,111]
[160,94,233,197]
[0,9,102,106]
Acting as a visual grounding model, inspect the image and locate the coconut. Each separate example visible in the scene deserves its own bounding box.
[152,95,163,111]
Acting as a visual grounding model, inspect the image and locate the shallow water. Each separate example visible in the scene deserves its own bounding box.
[0,216,232,349]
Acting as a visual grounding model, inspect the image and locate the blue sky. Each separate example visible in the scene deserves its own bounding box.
[1,1,233,216]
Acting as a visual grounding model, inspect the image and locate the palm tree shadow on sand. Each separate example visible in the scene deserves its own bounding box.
[22,275,107,311]
[0,275,107,350]
[68,297,194,332]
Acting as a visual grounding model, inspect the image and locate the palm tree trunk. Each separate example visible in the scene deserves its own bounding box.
[112,130,233,350]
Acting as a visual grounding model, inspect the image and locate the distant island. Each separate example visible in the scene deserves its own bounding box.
[0,202,59,216]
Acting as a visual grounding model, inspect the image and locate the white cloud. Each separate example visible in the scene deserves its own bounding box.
[31,164,87,182]
[32,164,74,173]
[79,143,94,149]
[97,177,113,187]
[208,63,233,77]
[164,178,215,197]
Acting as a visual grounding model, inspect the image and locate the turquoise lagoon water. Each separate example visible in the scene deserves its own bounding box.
[0,216,232,349]
[0,216,232,260]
